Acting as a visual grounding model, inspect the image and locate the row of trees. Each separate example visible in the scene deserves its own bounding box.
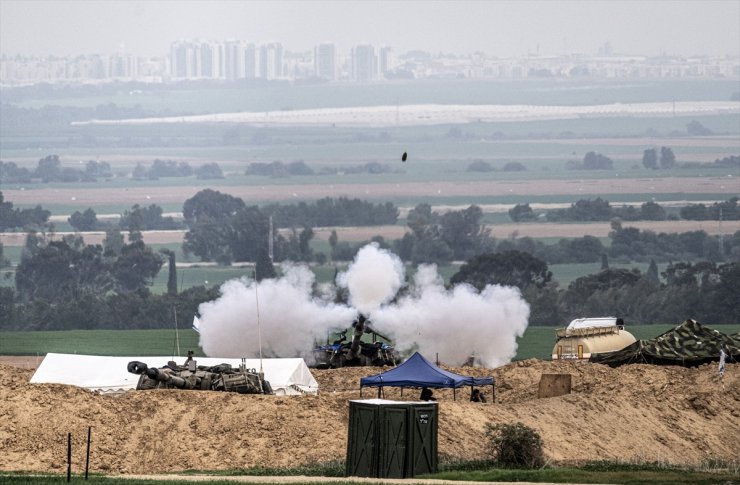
[642,146,676,169]
[0,192,50,231]
[3,148,736,188]
[450,252,740,326]
[178,191,739,266]
[496,223,739,264]
[132,159,224,180]
[509,197,739,223]
[68,204,184,232]
[0,155,113,184]
[3,241,737,330]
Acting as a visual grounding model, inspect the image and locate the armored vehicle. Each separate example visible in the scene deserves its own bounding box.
[312,314,401,369]
[127,351,273,394]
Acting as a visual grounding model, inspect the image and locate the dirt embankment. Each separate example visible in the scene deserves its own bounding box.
[1,360,738,475]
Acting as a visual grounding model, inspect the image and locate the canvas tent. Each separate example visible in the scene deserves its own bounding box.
[360,352,494,400]
[590,319,740,367]
[30,353,319,395]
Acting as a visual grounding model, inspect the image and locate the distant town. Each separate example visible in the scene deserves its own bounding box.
[1,40,739,86]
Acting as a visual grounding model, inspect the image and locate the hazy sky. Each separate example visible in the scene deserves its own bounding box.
[1,0,738,58]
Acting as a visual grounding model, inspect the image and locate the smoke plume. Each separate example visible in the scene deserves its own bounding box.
[370,264,530,367]
[197,244,530,368]
[336,243,405,315]
[198,264,355,359]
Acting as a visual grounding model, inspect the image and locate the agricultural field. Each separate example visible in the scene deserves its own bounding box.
[2,324,738,361]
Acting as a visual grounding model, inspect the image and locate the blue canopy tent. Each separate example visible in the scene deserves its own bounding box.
[360,352,495,401]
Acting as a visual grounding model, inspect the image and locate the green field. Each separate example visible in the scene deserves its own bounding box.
[3,324,738,361]
[1,457,738,485]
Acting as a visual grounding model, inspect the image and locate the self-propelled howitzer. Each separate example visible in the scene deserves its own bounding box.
[127,352,273,394]
[312,314,401,369]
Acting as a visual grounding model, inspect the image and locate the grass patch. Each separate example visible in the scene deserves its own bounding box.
[4,325,738,360]
[1,459,737,484]
[0,329,203,357]
[424,465,739,484]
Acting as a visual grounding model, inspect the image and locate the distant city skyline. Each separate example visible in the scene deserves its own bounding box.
[1,0,739,58]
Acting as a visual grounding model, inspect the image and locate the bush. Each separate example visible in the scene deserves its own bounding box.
[486,422,544,469]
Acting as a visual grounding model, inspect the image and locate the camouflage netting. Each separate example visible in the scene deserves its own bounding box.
[590,319,740,367]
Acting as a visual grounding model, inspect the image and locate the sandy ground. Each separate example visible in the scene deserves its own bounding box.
[0,358,737,475]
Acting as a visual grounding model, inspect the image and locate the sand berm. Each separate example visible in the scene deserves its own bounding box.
[1,360,737,474]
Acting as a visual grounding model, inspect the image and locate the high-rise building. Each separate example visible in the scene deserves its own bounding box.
[224,40,245,80]
[170,41,206,78]
[352,44,376,82]
[378,46,393,77]
[244,43,258,78]
[199,42,212,78]
[260,42,283,79]
[314,43,336,80]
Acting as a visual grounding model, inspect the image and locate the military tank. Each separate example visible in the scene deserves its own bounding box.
[312,314,401,369]
[127,351,273,394]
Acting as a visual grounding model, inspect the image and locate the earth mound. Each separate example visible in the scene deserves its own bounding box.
[0,360,737,474]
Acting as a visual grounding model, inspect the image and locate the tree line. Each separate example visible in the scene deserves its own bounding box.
[509,197,739,223]
[449,252,740,327]
[2,189,738,331]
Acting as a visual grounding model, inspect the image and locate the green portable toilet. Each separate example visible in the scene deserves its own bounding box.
[346,399,438,478]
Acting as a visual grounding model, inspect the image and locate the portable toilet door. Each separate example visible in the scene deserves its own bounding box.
[346,400,438,478]
[405,403,438,477]
[346,402,378,477]
[378,406,408,478]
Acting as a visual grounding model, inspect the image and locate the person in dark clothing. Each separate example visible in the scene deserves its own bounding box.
[471,389,486,403]
[419,387,436,401]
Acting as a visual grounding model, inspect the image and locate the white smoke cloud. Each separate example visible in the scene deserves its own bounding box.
[197,264,355,359]
[370,264,530,367]
[197,245,530,368]
[336,242,405,315]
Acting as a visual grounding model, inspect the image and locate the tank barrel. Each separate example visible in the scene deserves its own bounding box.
[347,314,367,360]
[127,361,149,375]
[145,367,189,388]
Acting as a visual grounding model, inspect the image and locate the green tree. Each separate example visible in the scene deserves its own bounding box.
[508,203,536,222]
[486,422,544,469]
[298,226,314,261]
[582,151,613,170]
[256,249,277,281]
[195,162,224,179]
[440,205,492,260]
[686,120,713,136]
[183,189,245,225]
[660,146,676,169]
[647,259,660,284]
[329,230,339,260]
[161,249,178,295]
[0,242,8,268]
[450,251,551,291]
[0,287,15,328]
[406,203,438,238]
[642,148,658,169]
[34,154,61,182]
[111,240,163,293]
[68,208,98,231]
[641,201,666,220]
[15,239,113,302]
[103,227,125,256]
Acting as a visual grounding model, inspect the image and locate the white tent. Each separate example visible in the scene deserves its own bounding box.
[30,353,318,395]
